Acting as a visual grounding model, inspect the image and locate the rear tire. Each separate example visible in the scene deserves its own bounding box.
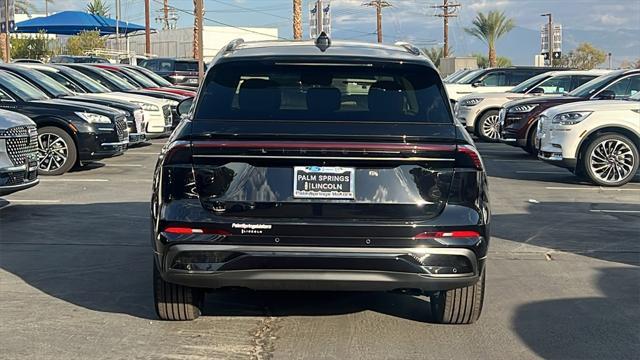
[37,126,77,176]
[153,263,204,321]
[430,269,485,324]
[477,110,501,142]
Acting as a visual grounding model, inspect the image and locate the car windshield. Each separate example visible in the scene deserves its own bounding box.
[456,69,485,84]
[119,67,158,88]
[132,66,173,86]
[92,67,138,90]
[58,67,112,93]
[196,61,452,123]
[0,71,50,101]
[175,61,198,72]
[510,73,551,93]
[17,68,75,98]
[569,72,620,98]
[444,70,470,83]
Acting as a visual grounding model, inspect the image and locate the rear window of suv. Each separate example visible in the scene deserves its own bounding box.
[195,61,452,123]
[175,61,198,72]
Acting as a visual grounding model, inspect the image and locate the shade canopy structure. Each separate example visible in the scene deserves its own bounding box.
[14,11,147,36]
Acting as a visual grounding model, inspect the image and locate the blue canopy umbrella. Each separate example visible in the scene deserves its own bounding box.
[14,11,147,35]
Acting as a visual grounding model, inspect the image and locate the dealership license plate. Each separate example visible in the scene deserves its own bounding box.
[187,78,198,84]
[293,166,355,199]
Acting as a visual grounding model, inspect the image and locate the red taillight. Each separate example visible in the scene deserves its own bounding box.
[457,145,483,170]
[163,227,230,236]
[414,230,480,239]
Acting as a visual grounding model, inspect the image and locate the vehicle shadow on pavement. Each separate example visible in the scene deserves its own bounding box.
[513,267,640,359]
[0,201,437,322]
[492,202,640,266]
[202,289,434,322]
[0,202,156,319]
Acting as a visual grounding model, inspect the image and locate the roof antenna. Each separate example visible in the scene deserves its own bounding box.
[315,32,331,52]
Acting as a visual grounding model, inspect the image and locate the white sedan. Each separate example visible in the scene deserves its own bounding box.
[537,92,640,186]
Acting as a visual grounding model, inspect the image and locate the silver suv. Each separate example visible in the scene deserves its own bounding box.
[0,110,39,196]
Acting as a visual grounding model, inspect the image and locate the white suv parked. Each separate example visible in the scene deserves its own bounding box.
[445,67,566,102]
[537,92,640,186]
[455,70,610,141]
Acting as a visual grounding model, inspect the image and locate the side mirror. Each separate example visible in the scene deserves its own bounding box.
[529,87,545,95]
[176,97,194,118]
[472,81,483,88]
[596,90,616,100]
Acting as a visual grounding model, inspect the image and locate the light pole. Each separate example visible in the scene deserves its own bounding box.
[541,13,552,67]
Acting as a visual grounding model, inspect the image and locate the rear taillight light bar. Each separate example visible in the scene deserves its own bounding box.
[414,230,480,240]
[456,145,483,170]
[163,227,230,236]
[191,140,457,153]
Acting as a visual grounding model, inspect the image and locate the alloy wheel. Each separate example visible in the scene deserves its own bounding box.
[481,114,501,141]
[37,133,69,172]
[589,139,635,184]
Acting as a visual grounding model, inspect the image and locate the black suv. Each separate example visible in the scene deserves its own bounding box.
[151,37,490,324]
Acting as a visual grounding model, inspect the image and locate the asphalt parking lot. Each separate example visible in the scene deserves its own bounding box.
[1,139,639,360]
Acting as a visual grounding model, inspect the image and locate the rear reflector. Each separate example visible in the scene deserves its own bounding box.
[163,227,230,236]
[414,230,480,240]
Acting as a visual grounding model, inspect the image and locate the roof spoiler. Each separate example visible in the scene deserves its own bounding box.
[394,41,421,56]
[224,38,245,53]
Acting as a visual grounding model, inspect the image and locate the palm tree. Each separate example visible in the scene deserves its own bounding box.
[464,11,515,68]
[422,47,447,68]
[86,0,111,17]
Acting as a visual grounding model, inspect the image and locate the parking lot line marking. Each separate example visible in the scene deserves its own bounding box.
[7,199,61,203]
[590,210,640,213]
[125,152,159,155]
[39,179,109,182]
[545,186,597,190]
[105,164,144,167]
[601,188,640,191]
[516,171,567,174]
[491,159,540,162]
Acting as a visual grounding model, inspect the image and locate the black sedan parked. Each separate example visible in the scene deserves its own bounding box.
[0,64,146,145]
[0,71,129,175]
[0,110,39,195]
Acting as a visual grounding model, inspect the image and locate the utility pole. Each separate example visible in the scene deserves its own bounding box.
[541,13,552,67]
[45,0,48,16]
[4,0,10,62]
[144,0,151,54]
[432,0,460,58]
[163,0,170,30]
[293,0,302,40]
[194,0,204,81]
[115,0,120,52]
[363,0,391,43]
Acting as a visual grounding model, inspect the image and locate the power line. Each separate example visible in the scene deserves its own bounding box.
[150,0,289,40]
[431,0,460,57]
[363,0,392,43]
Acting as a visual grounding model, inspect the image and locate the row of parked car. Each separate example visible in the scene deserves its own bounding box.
[0,62,195,196]
[448,67,640,186]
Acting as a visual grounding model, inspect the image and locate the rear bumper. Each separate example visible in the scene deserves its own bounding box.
[157,244,484,292]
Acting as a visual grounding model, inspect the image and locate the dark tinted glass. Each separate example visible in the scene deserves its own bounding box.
[195,62,451,123]
[509,71,537,86]
[175,61,198,72]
